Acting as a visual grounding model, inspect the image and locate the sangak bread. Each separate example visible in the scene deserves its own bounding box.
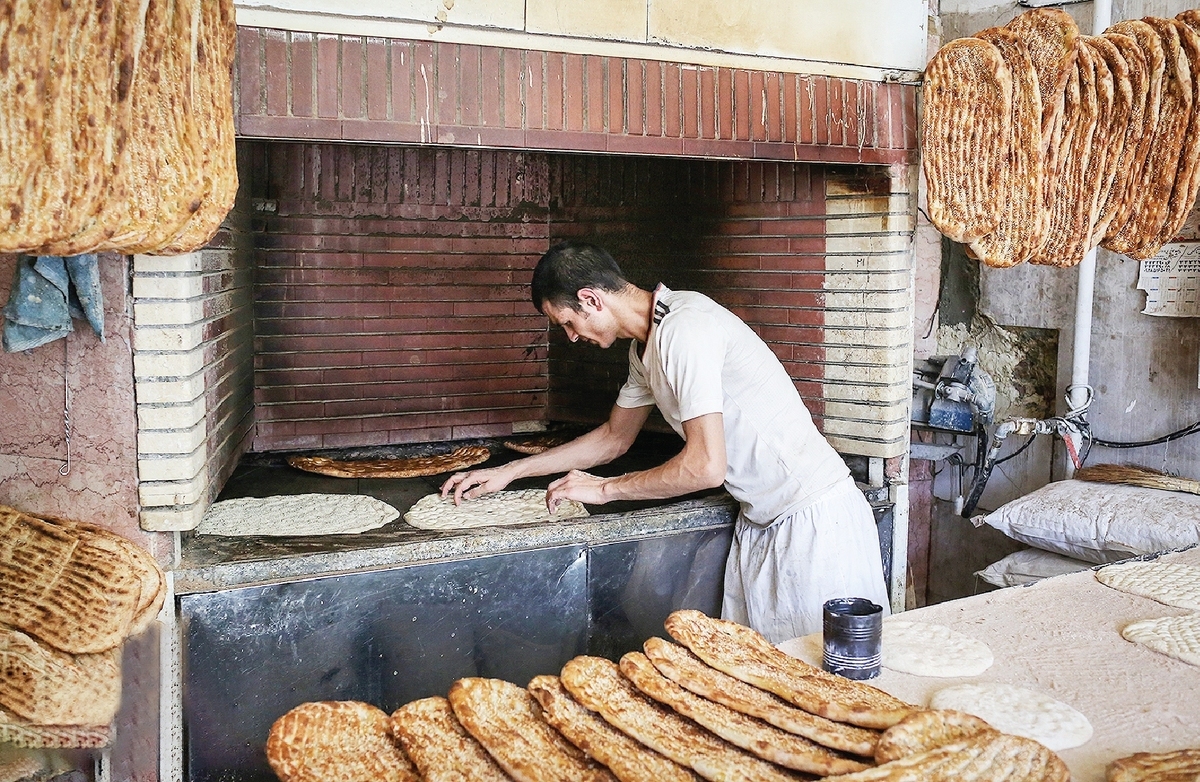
[619,651,869,776]
[1105,18,1194,259]
[1029,42,1103,267]
[288,445,491,479]
[969,27,1046,267]
[0,0,47,252]
[527,674,701,782]
[502,435,572,455]
[814,732,1068,782]
[156,0,238,255]
[922,37,1012,244]
[1103,20,1167,256]
[663,610,917,731]
[1154,20,1200,250]
[642,637,879,758]
[1094,32,1152,245]
[390,696,512,782]
[448,677,615,782]
[265,700,419,782]
[873,709,996,764]
[559,655,802,782]
[0,706,112,749]
[1005,8,1081,203]
[0,506,154,654]
[0,625,121,726]
[403,490,588,531]
[1106,747,1200,782]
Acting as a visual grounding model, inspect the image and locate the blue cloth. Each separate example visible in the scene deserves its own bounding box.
[3,254,104,352]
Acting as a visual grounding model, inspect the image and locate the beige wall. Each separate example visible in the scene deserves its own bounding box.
[234,0,929,79]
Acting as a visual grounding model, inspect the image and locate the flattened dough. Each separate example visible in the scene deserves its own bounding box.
[197,494,399,536]
[404,490,588,530]
[929,682,1092,751]
[1096,560,1200,610]
[1121,613,1200,667]
[882,620,994,677]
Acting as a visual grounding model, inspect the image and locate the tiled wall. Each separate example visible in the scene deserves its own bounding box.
[234,29,918,165]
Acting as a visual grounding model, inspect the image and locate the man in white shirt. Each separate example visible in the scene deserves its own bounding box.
[442,241,889,642]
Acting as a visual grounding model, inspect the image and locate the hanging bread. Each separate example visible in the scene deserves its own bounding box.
[1153,20,1200,251]
[1029,43,1105,267]
[0,0,47,252]
[968,27,1045,267]
[921,37,1012,244]
[1081,36,1135,251]
[1093,31,1151,245]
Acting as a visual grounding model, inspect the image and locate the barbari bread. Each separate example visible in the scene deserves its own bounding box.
[0,626,121,726]
[1106,747,1200,782]
[1083,36,1135,252]
[642,636,879,757]
[619,651,869,776]
[663,610,917,730]
[1154,20,1200,251]
[816,732,1068,782]
[390,696,512,782]
[288,445,491,479]
[922,37,1012,244]
[559,655,801,782]
[266,700,419,782]
[873,709,995,764]
[969,27,1046,267]
[448,677,615,782]
[527,675,701,782]
[1094,32,1151,246]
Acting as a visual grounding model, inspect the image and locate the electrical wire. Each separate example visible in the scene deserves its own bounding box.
[995,434,1036,465]
[1091,419,1200,449]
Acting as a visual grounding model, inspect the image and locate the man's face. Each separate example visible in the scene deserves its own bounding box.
[543,296,613,348]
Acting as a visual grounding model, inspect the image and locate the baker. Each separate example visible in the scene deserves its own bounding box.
[441,241,889,642]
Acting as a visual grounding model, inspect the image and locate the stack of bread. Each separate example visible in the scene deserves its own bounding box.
[0,505,165,748]
[0,0,238,257]
[923,9,1200,267]
[266,609,1079,782]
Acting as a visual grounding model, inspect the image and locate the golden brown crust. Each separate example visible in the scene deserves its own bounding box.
[0,706,112,748]
[288,445,491,479]
[1006,9,1081,155]
[663,610,917,731]
[922,37,1011,244]
[0,0,46,250]
[1095,32,1151,245]
[1106,747,1200,782]
[642,636,879,757]
[1154,20,1200,250]
[502,435,572,455]
[527,674,701,782]
[265,700,419,782]
[390,696,512,782]
[559,656,802,782]
[620,651,870,776]
[818,732,1069,782]
[0,626,121,726]
[874,709,996,765]
[448,677,615,782]
[969,27,1046,267]
[1083,36,1136,251]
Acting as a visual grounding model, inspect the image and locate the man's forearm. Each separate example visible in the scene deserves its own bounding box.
[505,423,631,481]
[598,450,725,502]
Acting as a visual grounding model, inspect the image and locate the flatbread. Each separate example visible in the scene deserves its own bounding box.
[1121,614,1200,667]
[447,677,615,782]
[389,696,512,782]
[928,683,1092,752]
[881,620,994,677]
[559,655,801,782]
[1083,36,1136,250]
[404,490,588,530]
[0,0,46,251]
[663,609,917,730]
[502,435,572,455]
[969,27,1045,267]
[265,701,419,782]
[0,706,112,748]
[816,732,1068,782]
[1094,32,1151,245]
[527,675,701,782]
[196,494,400,536]
[1154,20,1200,250]
[288,445,491,479]
[874,709,995,764]
[1107,747,1200,782]
[619,651,869,775]
[1095,560,1200,610]
[642,636,879,757]
[922,37,1011,244]
[0,626,121,726]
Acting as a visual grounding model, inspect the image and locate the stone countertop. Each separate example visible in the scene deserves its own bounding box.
[175,431,737,594]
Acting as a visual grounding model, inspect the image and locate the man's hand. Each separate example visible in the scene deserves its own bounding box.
[545,470,609,511]
[440,466,513,505]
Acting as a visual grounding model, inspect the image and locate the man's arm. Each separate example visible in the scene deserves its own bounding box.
[440,403,652,504]
[545,412,726,509]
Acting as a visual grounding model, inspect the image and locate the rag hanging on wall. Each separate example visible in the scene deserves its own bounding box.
[2,254,105,475]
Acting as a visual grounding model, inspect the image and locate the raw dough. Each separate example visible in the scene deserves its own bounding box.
[1121,613,1200,667]
[882,620,995,677]
[403,490,587,530]
[197,494,399,536]
[928,683,1092,751]
[1095,560,1200,610]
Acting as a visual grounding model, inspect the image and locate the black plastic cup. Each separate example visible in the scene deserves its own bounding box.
[822,597,883,680]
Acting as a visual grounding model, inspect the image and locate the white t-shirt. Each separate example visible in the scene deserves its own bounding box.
[616,286,849,526]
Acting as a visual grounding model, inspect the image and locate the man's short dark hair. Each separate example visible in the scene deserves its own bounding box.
[531,241,630,313]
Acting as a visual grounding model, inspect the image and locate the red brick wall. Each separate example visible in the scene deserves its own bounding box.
[545,156,828,430]
[247,142,553,451]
